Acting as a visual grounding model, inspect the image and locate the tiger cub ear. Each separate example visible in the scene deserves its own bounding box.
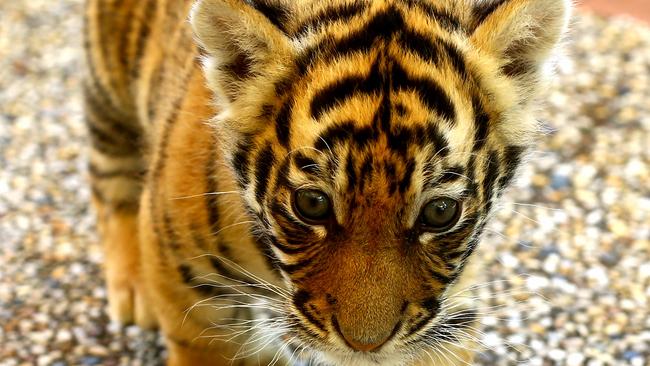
[190,0,294,106]
[470,0,571,97]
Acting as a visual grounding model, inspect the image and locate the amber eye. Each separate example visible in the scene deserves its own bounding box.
[420,198,461,231]
[293,189,331,224]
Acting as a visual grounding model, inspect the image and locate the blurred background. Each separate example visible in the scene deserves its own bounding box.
[0,1,649,365]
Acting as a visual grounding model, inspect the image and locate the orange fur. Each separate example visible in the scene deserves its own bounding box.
[84,0,570,364]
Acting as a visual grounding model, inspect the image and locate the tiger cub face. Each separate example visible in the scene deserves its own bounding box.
[192,0,569,364]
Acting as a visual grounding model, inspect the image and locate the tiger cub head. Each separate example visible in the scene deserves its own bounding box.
[192,0,570,364]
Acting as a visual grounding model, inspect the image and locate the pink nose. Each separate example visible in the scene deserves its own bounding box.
[342,334,390,352]
[334,318,393,352]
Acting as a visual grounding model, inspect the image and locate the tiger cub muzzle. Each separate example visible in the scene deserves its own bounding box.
[289,237,447,353]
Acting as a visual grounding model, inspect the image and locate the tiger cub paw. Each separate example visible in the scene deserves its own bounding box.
[106,269,159,329]
[100,211,159,329]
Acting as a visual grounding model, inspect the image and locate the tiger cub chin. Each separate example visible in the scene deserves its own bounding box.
[84,0,570,364]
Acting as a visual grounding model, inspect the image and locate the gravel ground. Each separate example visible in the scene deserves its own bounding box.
[1,1,649,365]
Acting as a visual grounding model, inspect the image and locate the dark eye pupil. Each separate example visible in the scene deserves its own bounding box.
[294,190,331,222]
[422,198,459,230]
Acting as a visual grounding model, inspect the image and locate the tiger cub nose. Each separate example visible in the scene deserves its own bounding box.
[342,332,390,352]
[333,317,395,352]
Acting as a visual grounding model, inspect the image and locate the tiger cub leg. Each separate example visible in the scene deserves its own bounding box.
[84,88,157,328]
[137,192,281,366]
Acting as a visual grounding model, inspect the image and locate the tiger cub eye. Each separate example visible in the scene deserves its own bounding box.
[293,189,331,224]
[421,198,461,231]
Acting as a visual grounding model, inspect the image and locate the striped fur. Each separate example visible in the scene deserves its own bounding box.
[84,0,570,365]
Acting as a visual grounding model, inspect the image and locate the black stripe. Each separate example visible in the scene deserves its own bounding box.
[425,124,449,158]
[399,159,416,193]
[178,264,194,285]
[399,29,440,65]
[253,236,284,276]
[119,2,136,74]
[150,65,193,183]
[278,221,319,248]
[472,0,509,28]
[209,256,253,288]
[395,103,408,117]
[275,100,292,147]
[440,213,480,241]
[444,308,477,330]
[97,0,120,103]
[131,0,156,79]
[465,155,479,197]
[407,297,439,335]
[429,268,452,285]
[387,126,412,156]
[278,256,313,275]
[444,249,466,261]
[440,38,468,80]
[352,125,378,149]
[84,87,141,142]
[260,104,275,119]
[385,162,398,195]
[149,66,194,261]
[205,147,220,234]
[387,125,425,156]
[248,0,290,35]
[274,157,294,191]
[83,8,121,116]
[190,224,210,251]
[392,63,456,123]
[274,77,293,96]
[377,74,392,132]
[464,235,481,260]
[399,0,463,33]
[254,145,276,204]
[271,200,314,236]
[310,58,382,119]
[163,212,181,251]
[296,6,405,75]
[482,151,500,214]
[87,123,140,157]
[435,165,465,185]
[269,235,309,255]
[293,2,368,37]
[147,63,164,122]
[472,95,490,151]
[231,135,254,187]
[178,264,229,297]
[90,186,139,212]
[502,58,537,77]
[293,290,326,332]
[311,76,364,120]
[314,121,355,151]
[85,110,139,149]
[498,145,524,191]
[293,153,320,177]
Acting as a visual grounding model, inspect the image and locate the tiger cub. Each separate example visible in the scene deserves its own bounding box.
[84,0,570,364]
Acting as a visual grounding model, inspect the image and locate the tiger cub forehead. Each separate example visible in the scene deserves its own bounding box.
[275,0,509,149]
[192,0,569,203]
[263,1,508,199]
